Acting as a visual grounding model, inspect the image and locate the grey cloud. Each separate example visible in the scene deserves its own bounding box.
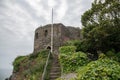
[40,0,49,11]
[15,0,44,23]
[61,0,94,27]
[0,0,35,72]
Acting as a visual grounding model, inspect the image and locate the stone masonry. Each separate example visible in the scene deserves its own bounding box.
[34,23,82,54]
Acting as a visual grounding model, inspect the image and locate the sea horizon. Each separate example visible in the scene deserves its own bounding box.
[0,68,12,80]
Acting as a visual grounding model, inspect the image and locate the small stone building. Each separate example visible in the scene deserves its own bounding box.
[34,23,82,54]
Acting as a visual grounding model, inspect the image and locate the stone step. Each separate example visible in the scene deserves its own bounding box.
[49,55,61,80]
[50,70,61,73]
[50,68,61,72]
[53,62,59,63]
[50,76,59,80]
[51,66,60,68]
[50,72,61,75]
[50,74,61,78]
[52,63,60,65]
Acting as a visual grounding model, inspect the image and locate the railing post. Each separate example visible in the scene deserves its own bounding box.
[41,51,51,80]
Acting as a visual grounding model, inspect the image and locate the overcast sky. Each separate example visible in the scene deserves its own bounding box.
[0,0,94,79]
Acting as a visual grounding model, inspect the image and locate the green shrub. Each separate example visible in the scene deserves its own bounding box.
[105,50,119,62]
[98,53,107,59]
[106,50,115,57]
[31,61,45,74]
[73,40,91,52]
[13,56,26,71]
[59,46,76,55]
[77,58,120,80]
[29,50,49,59]
[116,52,120,62]
[12,50,52,80]
[63,40,89,52]
[64,40,80,46]
[105,50,120,63]
[64,40,74,46]
[59,51,89,73]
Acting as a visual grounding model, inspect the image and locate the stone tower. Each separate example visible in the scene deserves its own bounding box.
[34,23,81,54]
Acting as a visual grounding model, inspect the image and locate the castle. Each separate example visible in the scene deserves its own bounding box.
[34,23,82,54]
[9,23,82,80]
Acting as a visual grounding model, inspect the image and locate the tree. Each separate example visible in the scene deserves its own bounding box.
[81,0,120,53]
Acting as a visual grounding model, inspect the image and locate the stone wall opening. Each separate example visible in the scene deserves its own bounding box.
[44,30,48,37]
[47,46,51,50]
[35,32,38,39]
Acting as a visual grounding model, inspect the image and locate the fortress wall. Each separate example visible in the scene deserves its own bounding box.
[34,23,82,54]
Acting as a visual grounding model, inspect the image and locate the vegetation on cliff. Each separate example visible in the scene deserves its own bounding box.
[77,57,120,80]
[57,0,120,79]
[57,45,120,80]
[12,50,52,80]
[80,0,120,54]
[59,46,89,73]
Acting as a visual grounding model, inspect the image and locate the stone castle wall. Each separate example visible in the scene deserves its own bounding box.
[34,23,82,54]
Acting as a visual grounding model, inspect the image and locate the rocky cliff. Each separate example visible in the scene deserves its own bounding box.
[10,50,52,80]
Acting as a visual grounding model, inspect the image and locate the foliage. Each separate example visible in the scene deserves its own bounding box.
[74,39,93,52]
[13,56,27,72]
[116,52,120,62]
[98,53,107,59]
[64,40,79,46]
[64,40,90,52]
[105,50,120,63]
[105,49,117,60]
[106,49,115,57]
[12,50,52,80]
[81,0,120,53]
[59,46,89,73]
[59,46,76,55]
[76,58,120,80]
[29,50,49,59]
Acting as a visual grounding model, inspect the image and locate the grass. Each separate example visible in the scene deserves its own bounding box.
[12,50,53,80]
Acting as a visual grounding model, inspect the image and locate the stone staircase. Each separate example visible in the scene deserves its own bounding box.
[49,55,61,80]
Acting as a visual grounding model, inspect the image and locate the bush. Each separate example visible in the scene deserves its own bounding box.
[13,56,26,71]
[59,51,89,73]
[98,53,107,59]
[29,50,49,59]
[12,50,52,80]
[64,40,80,46]
[106,49,115,58]
[116,52,120,62]
[59,46,76,55]
[105,50,120,62]
[77,58,120,80]
[63,40,89,52]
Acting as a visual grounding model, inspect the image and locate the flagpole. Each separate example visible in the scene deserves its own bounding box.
[51,8,53,53]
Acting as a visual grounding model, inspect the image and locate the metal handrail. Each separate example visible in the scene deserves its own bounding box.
[41,51,51,80]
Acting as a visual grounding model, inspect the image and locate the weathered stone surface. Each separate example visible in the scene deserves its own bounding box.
[34,23,82,54]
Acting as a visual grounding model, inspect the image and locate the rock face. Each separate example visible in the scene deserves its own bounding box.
[34,23,82,54]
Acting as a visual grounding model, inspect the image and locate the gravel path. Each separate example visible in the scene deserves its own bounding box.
[60,73,77,80]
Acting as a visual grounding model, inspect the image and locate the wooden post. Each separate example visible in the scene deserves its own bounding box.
[51,8,53,53]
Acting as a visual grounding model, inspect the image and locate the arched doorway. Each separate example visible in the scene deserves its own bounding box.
[46,46,51,50]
